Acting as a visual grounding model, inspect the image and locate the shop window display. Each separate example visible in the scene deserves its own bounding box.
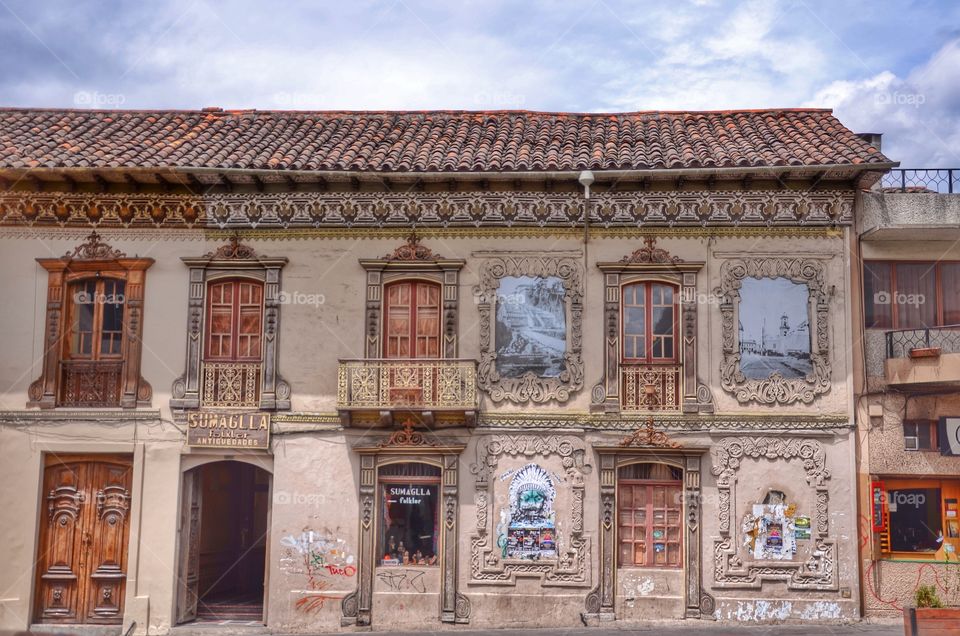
[379,463,441,566]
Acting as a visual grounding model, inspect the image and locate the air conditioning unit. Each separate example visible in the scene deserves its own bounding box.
[904,435,919,451]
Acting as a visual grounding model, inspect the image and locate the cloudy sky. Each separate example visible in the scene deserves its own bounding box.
[1,0,957,166]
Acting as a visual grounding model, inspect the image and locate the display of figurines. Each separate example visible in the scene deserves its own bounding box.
[402,549,410,565]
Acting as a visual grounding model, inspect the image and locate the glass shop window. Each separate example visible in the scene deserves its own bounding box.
[888,487,943,552]
[617,463,683,568]
[378,462,441,566]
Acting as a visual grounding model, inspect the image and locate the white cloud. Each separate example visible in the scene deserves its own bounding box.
[808,38,960,166]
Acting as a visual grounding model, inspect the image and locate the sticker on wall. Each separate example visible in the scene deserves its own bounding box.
[502,463,557,560]
[741,503,798,560]
[794,515,811,540]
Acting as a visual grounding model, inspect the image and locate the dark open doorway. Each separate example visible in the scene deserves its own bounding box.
[177,460,270,625]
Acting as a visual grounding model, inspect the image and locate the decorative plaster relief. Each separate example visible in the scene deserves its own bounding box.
[469,435,591,586]
[710,437,837,590]
[475,256,584,404]
[716,258,831,405]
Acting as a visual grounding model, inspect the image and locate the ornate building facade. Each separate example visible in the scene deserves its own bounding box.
[0,109,893,632]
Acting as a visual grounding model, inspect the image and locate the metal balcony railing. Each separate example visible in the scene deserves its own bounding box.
[886,325,960,359]
[621,364,682,412]
[880,169,960,194]
[337,358,478,411]
[201,361,261,408]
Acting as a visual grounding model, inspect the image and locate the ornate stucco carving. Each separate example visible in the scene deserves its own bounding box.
[709,436,837,590]
[716,258,831,405]
[64,231,126,259]
[0,189,856,229]
[475,256,584,404]
[468,435,592,587]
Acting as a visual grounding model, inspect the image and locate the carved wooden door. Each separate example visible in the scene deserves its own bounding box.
[34,455,132,624]
[175,468,202,624]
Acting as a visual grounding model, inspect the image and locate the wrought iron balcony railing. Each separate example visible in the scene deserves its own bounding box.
[621,364,681,412]
[338,358,478,411]
[201,361,261,408]
[881,169,960,194]
[886,325,960,359]
[59,360,124,407]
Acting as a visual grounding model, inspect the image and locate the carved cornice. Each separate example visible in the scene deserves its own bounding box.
[0,189,855,229]
[477,413,851,431]
[64,231,126,259]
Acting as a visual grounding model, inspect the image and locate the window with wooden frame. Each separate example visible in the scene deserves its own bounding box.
[200,278,264,408]
[863,261,960,329]
[622,282,678,363]
[617,463,683,568]
[205,279,264,362]
[29,233,153,410]
[378,462,441,566]
[383,280,441,359]
[903,420,938,451]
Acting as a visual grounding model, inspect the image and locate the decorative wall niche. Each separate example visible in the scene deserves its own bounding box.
[474,256,584,404]
[28,232,153,409]
[468,435,591,586]
[716,258,831,405]
[710,436,837,590]
[170,238,291,410]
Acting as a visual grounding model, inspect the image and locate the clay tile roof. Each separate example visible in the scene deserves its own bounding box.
[0,108,891,173]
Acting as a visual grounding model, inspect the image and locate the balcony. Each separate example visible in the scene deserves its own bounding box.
[337,358,478,426]
[862,169,960,240]
[621,364,682,412]
[884,326,960,388]
[59,360,123,407]
[201,361,261,408]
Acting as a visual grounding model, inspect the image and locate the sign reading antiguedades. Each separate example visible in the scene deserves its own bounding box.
[186,411,271,449]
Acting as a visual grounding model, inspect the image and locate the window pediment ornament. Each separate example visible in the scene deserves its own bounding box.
[383,234,442,261]
[64,232,126,260]
[618,417,681,448]
[618,237,682,265]
[203,236,257,259]
[377,419,439,448]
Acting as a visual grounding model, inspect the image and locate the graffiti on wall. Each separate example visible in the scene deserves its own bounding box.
[279,528,356,614]
[377,569,427,593]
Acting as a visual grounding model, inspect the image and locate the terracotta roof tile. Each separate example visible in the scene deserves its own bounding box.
[0,108,890,173]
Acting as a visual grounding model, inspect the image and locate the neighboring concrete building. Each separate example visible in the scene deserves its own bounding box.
[0,108,891,633]
[854,169,960,615]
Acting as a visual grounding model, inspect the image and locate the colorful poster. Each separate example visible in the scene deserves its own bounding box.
[502,464,558,560]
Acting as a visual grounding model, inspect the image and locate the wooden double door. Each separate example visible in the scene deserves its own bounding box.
[34,454,133,624]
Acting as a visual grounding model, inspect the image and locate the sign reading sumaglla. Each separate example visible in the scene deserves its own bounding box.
[186,411,271,449]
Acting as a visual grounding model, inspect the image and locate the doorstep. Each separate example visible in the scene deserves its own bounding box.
[29,625,121,636]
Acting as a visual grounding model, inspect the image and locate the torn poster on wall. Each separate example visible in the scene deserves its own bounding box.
[499,463,558,560]
[741,503,798,560]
